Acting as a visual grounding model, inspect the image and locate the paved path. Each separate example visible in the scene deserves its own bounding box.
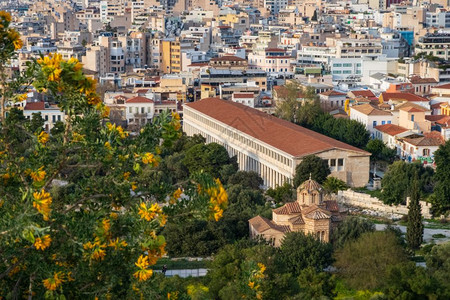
[154,268,208,278]
[375,224,450,244]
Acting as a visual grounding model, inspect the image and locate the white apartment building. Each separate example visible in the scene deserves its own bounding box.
[330,58,362,82]
[350,104,394,138]
[23,102,65,132]
[297,46,337,66]
[184,98,370,188]
[231,92,256,107]
[125,96,155,127]
[426,9,450,28]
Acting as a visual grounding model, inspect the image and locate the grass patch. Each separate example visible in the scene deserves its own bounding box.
[432,233,446,239]
[154,258,208,270]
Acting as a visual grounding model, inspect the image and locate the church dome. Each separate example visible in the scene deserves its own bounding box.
[298,175,322,193]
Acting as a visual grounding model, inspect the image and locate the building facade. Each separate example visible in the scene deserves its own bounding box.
[183,98,370,188]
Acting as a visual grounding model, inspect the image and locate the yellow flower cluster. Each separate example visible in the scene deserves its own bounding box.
[33,189,52,221]
[8,29,22,50]
[137,202,167,226]
[205,178,228,221]
[37,131,49,145]
[248,262,266,299]
[133,255,153,282]
[108,237,127,250]
[30,166,46,182]
[0,11,12,22]
[42,272,65,291]
[123,172,131,180]
[141,152,158,166]
[83,237,107,261]
[34,234,51,251]
[170,188,182,204]
[72,132,85,142]
[167,291,179,299]
[106,123,128,139]
[37,53,63,82]
[171,112,181,131]
[104,141,112,150]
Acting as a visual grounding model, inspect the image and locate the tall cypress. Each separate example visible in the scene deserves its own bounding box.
[406,175,424,250]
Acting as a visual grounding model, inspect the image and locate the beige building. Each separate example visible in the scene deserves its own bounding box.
[183,98,370,188]
[249,177,344,246]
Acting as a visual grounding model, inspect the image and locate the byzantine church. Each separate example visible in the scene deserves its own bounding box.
[249,176,345,246]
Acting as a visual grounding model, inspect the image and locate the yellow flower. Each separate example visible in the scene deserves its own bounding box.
[133,268,153,282]
[30,166,46,182]
[248,281,255,289]
[108,238,127,250]
[17,93,27,101]
[104,141,112,150]
[72,132,85,142]
[258,263,266,274]
[159,213,167,227]
[171,112,180,120]
[37,131,49,145]
[123,172,131,180]
[173,188,182,199]
[91,246,106,261]
[142,152,156,165]
[167,291,179,299]
[133,255,153,281]
[131,182,137,191]
[42,272,65,291]
[33,189,52,221]
[34,235,51,251]
[138,202,162,221]
[213,207,223,222]
[110,212,118,219]
[0,11,12,22]
[102,218,111,233]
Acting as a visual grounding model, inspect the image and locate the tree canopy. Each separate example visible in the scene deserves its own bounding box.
[433,141,450,216]
[293,155,330,188]
[380,161,434,205]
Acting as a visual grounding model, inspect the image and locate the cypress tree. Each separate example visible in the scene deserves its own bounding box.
[406,175,424,250]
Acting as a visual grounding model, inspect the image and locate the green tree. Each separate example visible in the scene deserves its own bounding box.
[365,139,397,163]
[433,141,450,216]
[406,175,424,250]
[334,231,408,290]
[279,232,334,276]
[0,44,228,297]
[27,112,45,133]
[266,182,294,204]
[293,267,336,300]
[322,176,347,194]
[381,161,435,205]
[227,170,263,190]
[331,217,375,249]
[183,142,237,179]
[384,262,440,299]
[293,155,330,188]
[425,243,450,297]
[207,242,299,300]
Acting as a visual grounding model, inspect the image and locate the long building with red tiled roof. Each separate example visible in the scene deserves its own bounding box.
[183,98,370,188]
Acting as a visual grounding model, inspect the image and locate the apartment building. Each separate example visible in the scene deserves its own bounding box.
[160,38,181,74]
[416,33,450,60]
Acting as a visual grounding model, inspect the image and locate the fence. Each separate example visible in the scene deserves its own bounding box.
[337,190,432,219]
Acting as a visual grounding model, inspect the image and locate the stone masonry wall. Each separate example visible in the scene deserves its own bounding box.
[337,190,432,219]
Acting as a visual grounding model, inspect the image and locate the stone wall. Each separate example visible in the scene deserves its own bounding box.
[337,190,432,219]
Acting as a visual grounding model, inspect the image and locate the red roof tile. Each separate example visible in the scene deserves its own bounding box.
[24,102,45,110]
[320,90,346,96]
[381,92,429,102]
[184,98,370,157]
[233,93,255,99]
[126,96,154,104]
[374,124,409,136]
[349,90,376,98]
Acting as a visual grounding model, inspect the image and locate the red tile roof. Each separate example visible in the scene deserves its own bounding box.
[351,104,392,116]
[273,201,302,215]
[24,102,45,110]
[410,77,438,84]
[349,90,376,98]
[381,92,429,102]
[210,55,246,62]
[126,96,154,104]
[434,83,450,89]
[233,93,255,99]
[374,124,409,136]
[184,98,370,157]
[320,90,346,96]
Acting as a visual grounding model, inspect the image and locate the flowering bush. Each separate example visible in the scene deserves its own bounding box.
[0,14,227,298]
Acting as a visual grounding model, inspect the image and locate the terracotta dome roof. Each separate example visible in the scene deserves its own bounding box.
[298,174,322,193]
